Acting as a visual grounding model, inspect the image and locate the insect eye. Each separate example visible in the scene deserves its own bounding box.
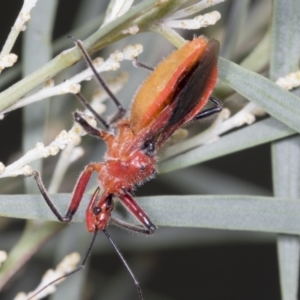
[141,139,155,156]
[93,207,102,215]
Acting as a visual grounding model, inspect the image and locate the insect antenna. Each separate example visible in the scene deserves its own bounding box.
[68,35,126,125]
[102,228,143,300]
[27,229,99,300]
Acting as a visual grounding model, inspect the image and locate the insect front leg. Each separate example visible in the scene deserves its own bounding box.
[112,193,156,235]
[74,111,113,141]
[75,93,109,129]
[33,163,101,223]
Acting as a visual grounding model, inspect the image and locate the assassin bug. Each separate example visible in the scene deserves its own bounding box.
[31,36,221,299]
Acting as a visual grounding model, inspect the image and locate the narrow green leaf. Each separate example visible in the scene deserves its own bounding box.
[270,1,300,299]
[221,0,250,59]
[270,1,300,79]
[218,57,300,133]
[159,117,295,173]
[272,137,300,197]
[2,194,300,235]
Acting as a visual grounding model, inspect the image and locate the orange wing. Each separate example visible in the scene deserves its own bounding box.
[129,37,219,152]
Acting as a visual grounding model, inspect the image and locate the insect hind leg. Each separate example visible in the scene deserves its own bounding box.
[194,96,222,120]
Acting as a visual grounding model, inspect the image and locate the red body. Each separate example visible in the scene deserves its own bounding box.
[69,36,219,233]
[31,36,220,300]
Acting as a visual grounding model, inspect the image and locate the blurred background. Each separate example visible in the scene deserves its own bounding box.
[0,1,281,300]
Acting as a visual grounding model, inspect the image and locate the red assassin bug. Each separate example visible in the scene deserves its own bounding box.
[31,36,221,299]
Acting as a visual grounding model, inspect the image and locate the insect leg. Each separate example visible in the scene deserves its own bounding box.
[74,111,113,140]
[194,96,222,120]
[110,217,156,235]
[132,59,154,71]
[68,36,126,124]
[115,193,156,235]
[33,163,101,223]
[74,93,109,129]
